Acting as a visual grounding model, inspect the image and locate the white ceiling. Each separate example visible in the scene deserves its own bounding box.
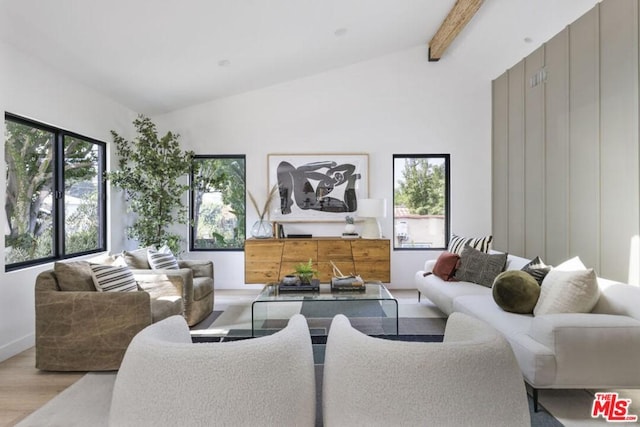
[0,0,599,115]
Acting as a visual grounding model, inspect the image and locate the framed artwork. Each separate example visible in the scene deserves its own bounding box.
[268,153,369,222]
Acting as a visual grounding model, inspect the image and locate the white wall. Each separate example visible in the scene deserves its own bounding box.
[154,45,493,290]
[0,40,136,362]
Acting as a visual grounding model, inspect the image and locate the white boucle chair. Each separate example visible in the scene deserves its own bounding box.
[109,314,315,427]
[322,312,530,427]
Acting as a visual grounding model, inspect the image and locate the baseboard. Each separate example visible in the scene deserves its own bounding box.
[0,332,35,363]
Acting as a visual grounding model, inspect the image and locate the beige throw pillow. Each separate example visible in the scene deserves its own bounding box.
[533,268,600,316]
[122,247,153,269]
[54,261,96,292]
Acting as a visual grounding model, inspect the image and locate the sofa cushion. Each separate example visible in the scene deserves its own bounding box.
[534,268,600,316]
[492,270,541,314]
[148,246,179,270]
[138,279,184,322]
[453,294,534,338]
[454,246,507,288]
[448,234,493,255]
[54,261,96,292]
[432,251,459,281]
[521,256,551,285]
[90,264,138,292]
[123,247,152,269]
[193,277,214,301]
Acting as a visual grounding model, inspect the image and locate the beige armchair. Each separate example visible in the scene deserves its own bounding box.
[35,261,183,371]
[110,314,316,426]
[322,312,531,427]
[122,248,214,326]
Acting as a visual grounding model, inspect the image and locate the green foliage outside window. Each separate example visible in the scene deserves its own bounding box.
[394,158,446,215]
[4,116,103,266]
[192,156,246,250]
[393,155,450,250]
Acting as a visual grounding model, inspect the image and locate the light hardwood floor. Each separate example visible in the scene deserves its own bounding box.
[0,289,263,427]
[0,347,84,427]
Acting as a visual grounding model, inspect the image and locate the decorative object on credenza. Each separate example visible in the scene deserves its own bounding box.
[342,215,359,238]
[268,153,369,222]
[248,184,279,238]
[344,215,356,234]
[272,222,286,239]
[358,198,387,239]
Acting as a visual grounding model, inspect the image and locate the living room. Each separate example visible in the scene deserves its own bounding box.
[2,0,639,424]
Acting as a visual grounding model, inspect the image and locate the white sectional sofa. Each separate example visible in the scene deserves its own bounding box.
[415,253,640,410]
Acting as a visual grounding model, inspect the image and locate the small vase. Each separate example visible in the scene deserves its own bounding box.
[251,220,273,239]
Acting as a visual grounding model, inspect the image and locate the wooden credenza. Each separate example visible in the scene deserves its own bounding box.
[244,237,390,284]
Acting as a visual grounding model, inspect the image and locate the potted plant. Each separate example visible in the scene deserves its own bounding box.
[293,258,318,285]
[105,115,195,254]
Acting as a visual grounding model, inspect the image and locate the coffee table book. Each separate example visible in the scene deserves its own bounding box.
[278,279,320,292]
[331,277,366,292]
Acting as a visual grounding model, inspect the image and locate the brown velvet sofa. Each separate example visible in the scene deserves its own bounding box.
[35,261,184,371]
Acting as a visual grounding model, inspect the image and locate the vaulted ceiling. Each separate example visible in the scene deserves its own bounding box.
[0,0,599,114]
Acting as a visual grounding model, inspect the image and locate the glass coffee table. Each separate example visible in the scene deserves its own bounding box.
[251,282,398,337]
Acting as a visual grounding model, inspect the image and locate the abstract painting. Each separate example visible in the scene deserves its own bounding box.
[268,153,369,222]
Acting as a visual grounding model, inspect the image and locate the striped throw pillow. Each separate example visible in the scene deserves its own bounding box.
[448,234,493,255]
[147,246,179,270]
[90,264,138,292]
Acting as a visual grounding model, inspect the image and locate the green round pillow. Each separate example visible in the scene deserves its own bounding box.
[492,270,540,314]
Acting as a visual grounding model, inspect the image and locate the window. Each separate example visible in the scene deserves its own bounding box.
[190,155,246,251]
[4,113,107,270]
[393,154,450,250]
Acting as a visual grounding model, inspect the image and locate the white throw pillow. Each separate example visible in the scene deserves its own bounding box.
[90,264,138,292]
[554,256,587,271]
[147,245,179,270]
[533,268,600,316]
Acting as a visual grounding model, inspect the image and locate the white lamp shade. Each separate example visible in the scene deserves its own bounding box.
[357,199,387,219]
[357,198,386,239]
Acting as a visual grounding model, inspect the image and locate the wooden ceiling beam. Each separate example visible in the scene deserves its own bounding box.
[428,0,484,61]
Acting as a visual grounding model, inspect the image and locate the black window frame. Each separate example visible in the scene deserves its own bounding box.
[392,153,451,251]
[189,154,246,252]
[4,112,107,271]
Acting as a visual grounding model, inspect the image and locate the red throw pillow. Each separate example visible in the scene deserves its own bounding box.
[432,251,460,281]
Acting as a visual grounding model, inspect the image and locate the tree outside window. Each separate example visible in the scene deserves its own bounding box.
[4,114,106,270]
[190,155,246,250]
[393,154,450,250]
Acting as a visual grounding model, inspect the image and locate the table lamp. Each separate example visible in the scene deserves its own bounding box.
[357,198,386,239]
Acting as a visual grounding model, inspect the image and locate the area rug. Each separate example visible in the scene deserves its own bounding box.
[17,346,572,427]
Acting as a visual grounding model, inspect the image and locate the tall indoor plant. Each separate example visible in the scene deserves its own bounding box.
[105,115,194,254]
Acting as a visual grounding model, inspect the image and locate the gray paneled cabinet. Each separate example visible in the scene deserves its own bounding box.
[491,0,640,283]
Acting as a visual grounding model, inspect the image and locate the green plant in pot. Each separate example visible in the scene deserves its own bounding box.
[293,258,318,285]
[104,115,195,254]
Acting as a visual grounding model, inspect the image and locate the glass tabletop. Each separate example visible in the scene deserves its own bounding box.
[255,282,394,302]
